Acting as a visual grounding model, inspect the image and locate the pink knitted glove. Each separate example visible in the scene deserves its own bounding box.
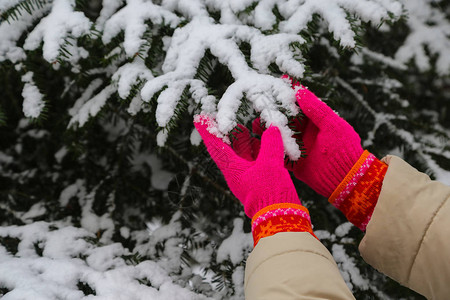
[230,123,262,161]
[279,77,388,230]
[292,86,363,197]
[194,115,301,218]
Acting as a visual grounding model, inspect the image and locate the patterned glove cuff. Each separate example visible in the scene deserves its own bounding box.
[251,203,317,247]
[329,150,388,231]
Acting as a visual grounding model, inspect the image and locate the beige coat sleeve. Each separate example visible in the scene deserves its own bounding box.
[359,155,450,299]
[245,232,355,299]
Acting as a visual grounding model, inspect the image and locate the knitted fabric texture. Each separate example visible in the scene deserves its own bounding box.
[194,115,301,219]
[289,81,364,197]
[251,203,317,247]
[329,150,388,231]
[231,123,262,161]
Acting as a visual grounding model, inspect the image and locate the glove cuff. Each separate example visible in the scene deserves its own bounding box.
[251,203,317,247]
[329,150,388,230]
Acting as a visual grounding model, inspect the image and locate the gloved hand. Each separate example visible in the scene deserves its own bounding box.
[285,80,387,231]
[194,114,301,219]
[290,86,364,197]
[225,79,387,231]
[226,86,363,198]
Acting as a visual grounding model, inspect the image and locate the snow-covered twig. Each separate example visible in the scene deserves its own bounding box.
[396,0,450,75]
[336,77,450,184]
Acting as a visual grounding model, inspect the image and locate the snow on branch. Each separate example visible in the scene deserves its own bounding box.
[0,3,50,62]
[102,0,180,58]
[23,0,92,63]
[140,17,304,158]
[336,77,450,185]
[277,0,402,48]
[396,0,450,75]
[84,0,403,159]
[21,72,45,118]
[113,58,154,100]
[68,84,116,127]
[0,221,212,299]
[206,0,402,47]
[1,0,405,159]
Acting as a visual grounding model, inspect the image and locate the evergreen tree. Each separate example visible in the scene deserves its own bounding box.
[0,0,449,298]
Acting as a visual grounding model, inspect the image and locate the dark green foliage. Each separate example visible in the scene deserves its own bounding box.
[0,1,448,299]
[77,281,96,296]
[0,286,11,296]
[0,236,20,255]
[0,0,49,23]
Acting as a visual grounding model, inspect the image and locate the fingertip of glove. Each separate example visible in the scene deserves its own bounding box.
[258,126,285,163]
[193,114,210,127]
[295,85,313,104]
[265,125,280,134]
[261,126,283,147]
[193,114,218,136]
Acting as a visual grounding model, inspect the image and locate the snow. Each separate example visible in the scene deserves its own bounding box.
[253,0,278,30]
[193,114,231,144]
[1,1,449,299]
[131,149,175,190]
[0,0,22,10]
[422,153,450,186]
[80,190,115,244]
[335,222,353,237]
[23,0,92,63]
[156,130,169,147]
[357,48,407,70]
[96,0,125,29]
[0,152,13,165]
[68,79,104,117]
[312,223,389,298]
[279,0,401,48]
[332,244,369,292]
[3,0,425,161]
[0,222,212,300]
[0,182,221,299]
[396,0,450,75]
[19,203,47,223]
[127,94,144,115]
[26,129,48,139]
[230,266,245,299]
[189,81,217,114]
[190,128,202,146]
[156,81,189,127]
[141,16,304,158]
[0,4,50,63]
[59,180,83,207]
[336,77,449,183]
[1,0,447,158]
[69,85,116,127]
[54,146,68,164]
[120,227,131,239]
[102,0,180,58]
[21,72,45,118]
[216,219,252,265]
[112,59,154,99]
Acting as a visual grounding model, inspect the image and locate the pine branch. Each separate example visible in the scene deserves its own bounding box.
[336,76,450,179]
[163,144,236,202]
[0,0,49,23]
